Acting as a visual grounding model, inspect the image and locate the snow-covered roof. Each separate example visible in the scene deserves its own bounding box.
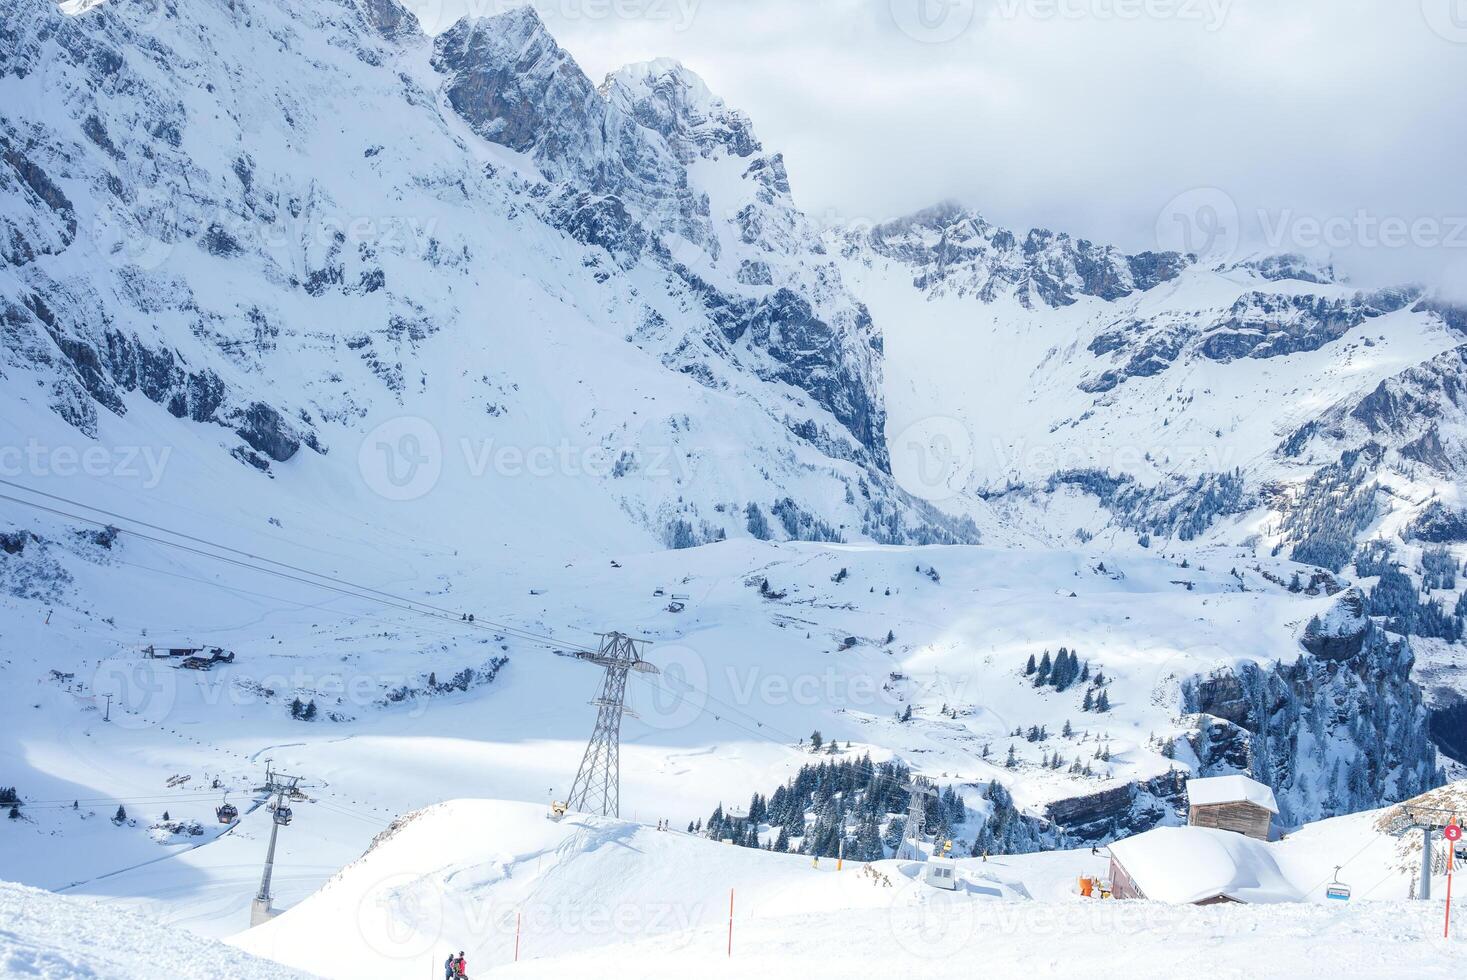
[1187,774,1279,814]
[1108,826,1301,904]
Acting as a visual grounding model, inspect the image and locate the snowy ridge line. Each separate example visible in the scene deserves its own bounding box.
[0,481,594,655]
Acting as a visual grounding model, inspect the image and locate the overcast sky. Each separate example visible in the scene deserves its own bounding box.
[403,0,1467,291]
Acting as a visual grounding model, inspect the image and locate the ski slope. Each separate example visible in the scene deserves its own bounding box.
[0,880,309,979]
[0,536,1358,924]
[228,797,1460,979]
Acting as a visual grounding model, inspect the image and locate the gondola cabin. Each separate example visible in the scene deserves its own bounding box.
[922,856,959,891]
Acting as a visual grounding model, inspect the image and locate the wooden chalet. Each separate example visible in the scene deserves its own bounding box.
[1185,774,1279,841]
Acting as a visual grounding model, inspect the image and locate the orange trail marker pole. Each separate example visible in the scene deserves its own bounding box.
[1446,868,1454,940]
[727,888,734,958]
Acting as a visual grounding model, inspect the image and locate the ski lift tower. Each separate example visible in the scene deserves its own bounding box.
[1401,802,1466,901]
[251,764,306,926]
[566,633,658,818]
[899,777,939,861]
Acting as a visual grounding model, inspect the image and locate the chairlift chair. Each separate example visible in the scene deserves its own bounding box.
[273,804,293,826]
[548,800,568,822]
[215,794,238,824]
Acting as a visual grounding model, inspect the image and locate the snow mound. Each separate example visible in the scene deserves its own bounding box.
[233,799,915,977]
[0,880,311,979]
[1108,826,1300,904]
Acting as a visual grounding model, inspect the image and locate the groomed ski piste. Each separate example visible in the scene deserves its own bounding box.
[226,799,1456,978]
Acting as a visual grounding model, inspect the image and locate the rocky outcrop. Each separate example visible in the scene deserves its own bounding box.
[845,201,1186,309]
[1198,291,1400,362]
[1300,588,1369,661]
[430,9,711,252]
[1043,770,1188,843]
[1182,614,1442,826]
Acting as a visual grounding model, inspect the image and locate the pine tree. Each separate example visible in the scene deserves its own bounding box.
[900,704,913,722]
[1062,719,1073,737]
[810,730,823,752]
[774,825,790,852]
[1005,745,1018,768]
[1082,689,1094,712]
[1096,690,1110,713]
[114,805,127,823]
[1025,653,1037,676]
[1034,650,1052,687]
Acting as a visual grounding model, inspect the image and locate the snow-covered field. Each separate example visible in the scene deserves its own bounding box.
[0,534,1343,913]
[227,799,1459,979]
[0,880,308,978]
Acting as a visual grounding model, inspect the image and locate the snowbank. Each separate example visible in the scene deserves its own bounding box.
[0,879,312,978]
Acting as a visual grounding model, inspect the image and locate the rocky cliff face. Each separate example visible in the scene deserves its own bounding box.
[1183,608,1442,826]
[1032,594,1442,845]
[0,0,966,546]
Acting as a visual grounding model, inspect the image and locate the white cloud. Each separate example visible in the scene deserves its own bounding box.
[404,0,1467,289]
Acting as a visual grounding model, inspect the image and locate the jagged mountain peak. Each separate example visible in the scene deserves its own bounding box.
[1224,251,1340,286]
[600,58,759,163]
[845,198,1188,308]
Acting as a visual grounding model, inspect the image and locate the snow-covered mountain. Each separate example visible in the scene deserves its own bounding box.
[2,0,973,556]
[1,0,1465,957]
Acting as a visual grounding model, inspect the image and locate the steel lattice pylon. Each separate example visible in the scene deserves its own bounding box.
[899,776,938,861]
[566,633,657,818]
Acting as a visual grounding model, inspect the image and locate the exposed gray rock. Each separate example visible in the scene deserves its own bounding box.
[847,201,1186,309]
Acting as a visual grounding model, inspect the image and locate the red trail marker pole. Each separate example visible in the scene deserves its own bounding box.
[1445,868,1453,940]
[727,888,734,958]
[1446,821,1461,940]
